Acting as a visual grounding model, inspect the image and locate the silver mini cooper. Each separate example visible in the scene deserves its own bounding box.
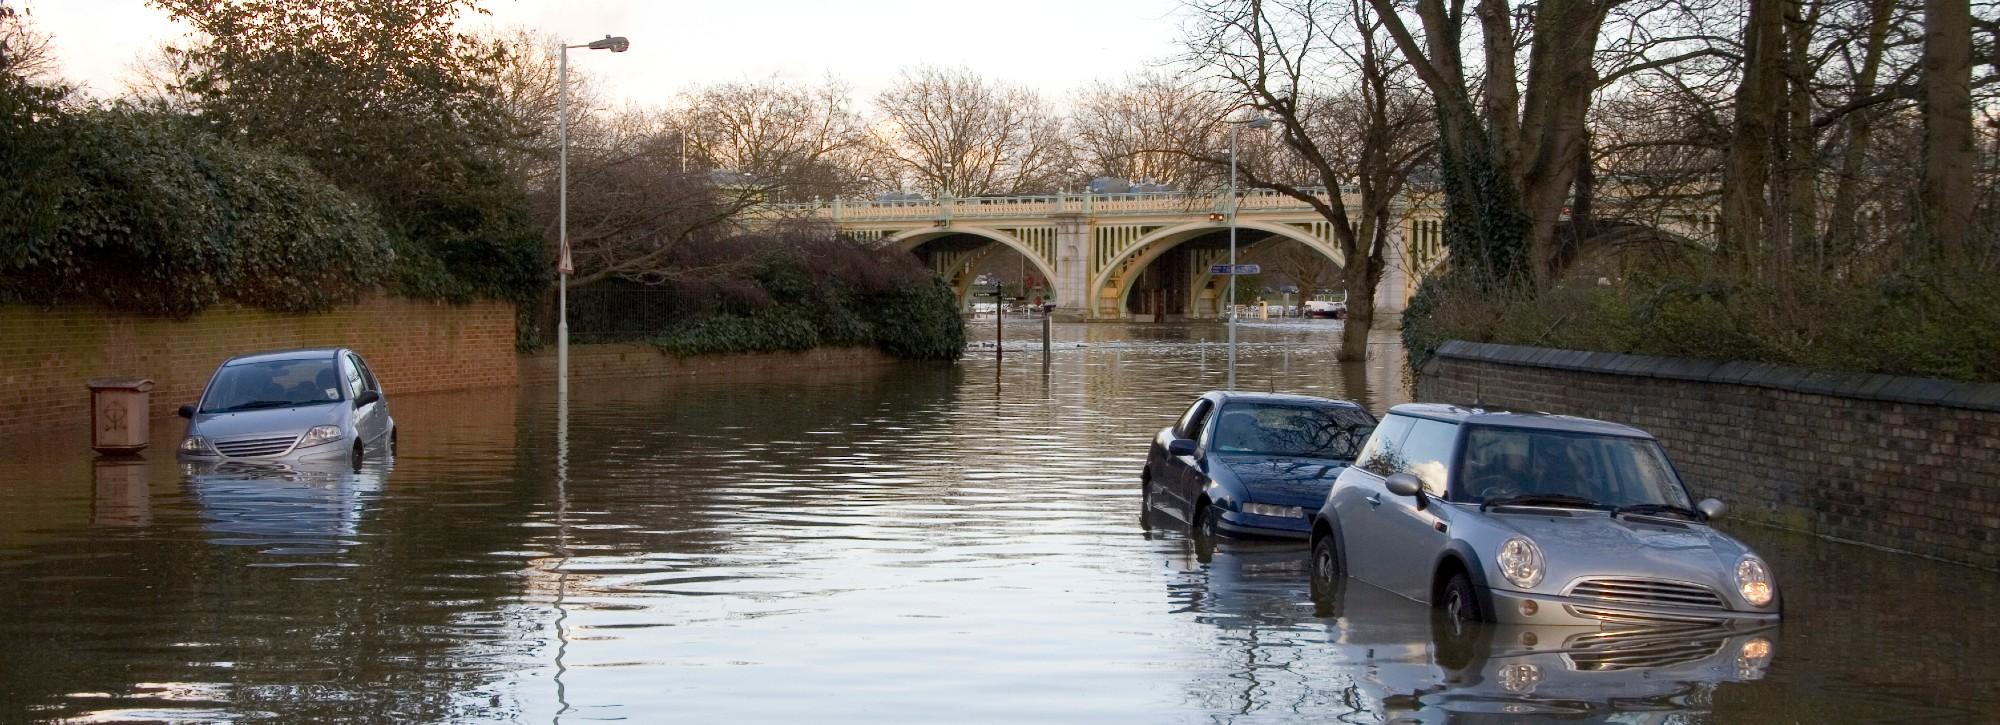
[1308,404,1780,627]
[176,348,396,463]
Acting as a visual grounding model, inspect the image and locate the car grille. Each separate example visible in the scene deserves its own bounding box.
[1564,634,1727,671]
[1568,577,1725,610]
[214,435,298,458]
[1565,604,1726,626]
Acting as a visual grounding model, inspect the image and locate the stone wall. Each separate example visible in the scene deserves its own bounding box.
[1418,341,2000,571]
[0,296,517,439]
[518,344,905,385]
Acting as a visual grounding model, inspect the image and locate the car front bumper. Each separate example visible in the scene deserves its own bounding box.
[1485,587,1780,627]
[1213,510,1312,540]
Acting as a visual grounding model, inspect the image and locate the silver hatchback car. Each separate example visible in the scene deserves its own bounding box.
[176,348,396,463]
[1309,404,1780,628]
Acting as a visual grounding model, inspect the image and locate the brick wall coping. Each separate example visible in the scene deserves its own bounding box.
[1432,340,2000,413]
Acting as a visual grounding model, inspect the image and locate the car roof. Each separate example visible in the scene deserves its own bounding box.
[1385,403,1655,439]
[1205,391,1365,409]
[222,347,347,367]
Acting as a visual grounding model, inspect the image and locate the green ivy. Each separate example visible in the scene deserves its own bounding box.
[644,253,964,361]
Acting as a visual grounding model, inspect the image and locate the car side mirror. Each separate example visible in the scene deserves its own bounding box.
[177,404,195,419]
[1385,473,1423,498]
[354,390,381,407]
[1168,438,1197,457]
[1696,498,1726,520]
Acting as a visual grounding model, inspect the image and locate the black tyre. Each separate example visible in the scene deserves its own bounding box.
[1308,533,1345,614]
[1138,475,1154,529]
[1437,570,1483,622]
[350,441,365,467]
[1191,504,1219,562]
[388,427,398,456]
[1430,570,1492,671]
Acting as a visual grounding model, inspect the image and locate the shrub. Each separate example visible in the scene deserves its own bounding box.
[0,107,393,316]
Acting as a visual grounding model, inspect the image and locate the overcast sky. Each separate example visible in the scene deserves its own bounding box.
[19,0,1191,106]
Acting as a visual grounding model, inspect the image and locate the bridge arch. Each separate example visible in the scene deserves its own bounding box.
[890,227,1059,310]
[1092,220,1346,318]
[889,227,1058,287]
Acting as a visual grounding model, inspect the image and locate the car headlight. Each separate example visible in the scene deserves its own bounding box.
[179,436,213,454]
[1496,537,1545,589]
[1736,556,1775,607]
[1242,502,1304,519]
[297,425,344,448]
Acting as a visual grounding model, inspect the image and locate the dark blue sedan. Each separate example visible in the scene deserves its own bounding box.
[1142,392,1376,540]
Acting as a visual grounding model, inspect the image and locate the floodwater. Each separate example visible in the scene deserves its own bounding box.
[1,320,1996,723]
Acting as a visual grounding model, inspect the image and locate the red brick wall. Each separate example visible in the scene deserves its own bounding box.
[0,295,517,439]
[1417,341,2000,571]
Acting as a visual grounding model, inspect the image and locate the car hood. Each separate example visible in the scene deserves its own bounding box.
[1481,510,1745,590]
[1221,455,1351,506]
[191,403,345,440]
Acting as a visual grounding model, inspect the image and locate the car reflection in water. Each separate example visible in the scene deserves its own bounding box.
[182,455,388,557]
[1163,544,1776,722]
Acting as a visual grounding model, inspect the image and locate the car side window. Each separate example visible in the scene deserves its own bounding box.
[1179,400,1214,442]
[1356,414,1416,477]
[350,354,380,392]
[1398,419,1460,497]
[342,356,365,398]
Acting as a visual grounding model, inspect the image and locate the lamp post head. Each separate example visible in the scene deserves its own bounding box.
[1239,115,1273,130]
[587,35,630,52]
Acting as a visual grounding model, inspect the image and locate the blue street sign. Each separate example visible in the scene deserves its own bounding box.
[1209,264,1261,275]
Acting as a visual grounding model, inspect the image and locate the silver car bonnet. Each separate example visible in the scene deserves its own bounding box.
[191,402,347,440]
[1475,509,1750,594]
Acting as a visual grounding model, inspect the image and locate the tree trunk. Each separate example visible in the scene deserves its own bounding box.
[1784,0,1822,272]
[1338,211,1389,362]
[1721,0,1787,277]
[1919,0,1974,262]
[1827,0,1896,263]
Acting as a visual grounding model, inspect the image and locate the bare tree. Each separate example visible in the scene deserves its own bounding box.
[674,76,871,202]
[1181,0,1434,361]
[1071,71,1229,186]
[871,66,1073,196]
[0,2,54,82]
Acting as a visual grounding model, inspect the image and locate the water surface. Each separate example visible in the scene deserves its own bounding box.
[1,321,1995,722]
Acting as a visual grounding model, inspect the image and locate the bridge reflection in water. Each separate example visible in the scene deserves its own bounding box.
[0,324,1994,722]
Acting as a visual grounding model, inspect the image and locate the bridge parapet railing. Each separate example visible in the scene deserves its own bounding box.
[760,187,1339,223]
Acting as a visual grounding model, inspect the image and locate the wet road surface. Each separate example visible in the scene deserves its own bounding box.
[1,321,1996,722]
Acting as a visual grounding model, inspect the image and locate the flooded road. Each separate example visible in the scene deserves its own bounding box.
[2,321,1996,722]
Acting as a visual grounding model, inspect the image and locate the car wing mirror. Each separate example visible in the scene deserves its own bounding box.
[1384,473,1423,498]
[1696,498,1726,520]
[177,404,195,419]
[1167,438,1197,457]
[354,390,382,407]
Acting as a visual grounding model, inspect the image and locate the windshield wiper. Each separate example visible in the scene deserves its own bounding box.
[1481,493,1605,512]
[1614,503,1704,520]
[213,399,302,413]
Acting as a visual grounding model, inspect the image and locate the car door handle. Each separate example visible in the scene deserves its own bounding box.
[1365,494,1382,506]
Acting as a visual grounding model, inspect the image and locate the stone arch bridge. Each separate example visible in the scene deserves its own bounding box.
[762,189,1453,322]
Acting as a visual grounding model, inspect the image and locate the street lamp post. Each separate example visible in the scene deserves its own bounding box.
[557,34,630,401]
[1226,114,1271,391]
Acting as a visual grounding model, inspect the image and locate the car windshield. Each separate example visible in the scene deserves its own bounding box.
[1457,427,1691,507]
[200,358,344,414]
[1211,403,1375,460]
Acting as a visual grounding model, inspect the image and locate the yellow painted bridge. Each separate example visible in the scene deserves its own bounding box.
[763,189,1453,321]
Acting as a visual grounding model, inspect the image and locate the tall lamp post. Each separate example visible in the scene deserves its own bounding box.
[1226,114,1272,390]
[557,34,630,401]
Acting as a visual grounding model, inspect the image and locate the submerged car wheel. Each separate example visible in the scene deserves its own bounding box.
[1138,476,1153,529]
[1191,504,1219,562]
[350,441,365,466]
[1308,534,1344,611]
[1310,535,1341,584]
[1438,570,1482,622]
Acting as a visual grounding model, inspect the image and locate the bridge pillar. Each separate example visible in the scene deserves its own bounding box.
[1373,210,1410,327]
[1051,213,1091,322]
